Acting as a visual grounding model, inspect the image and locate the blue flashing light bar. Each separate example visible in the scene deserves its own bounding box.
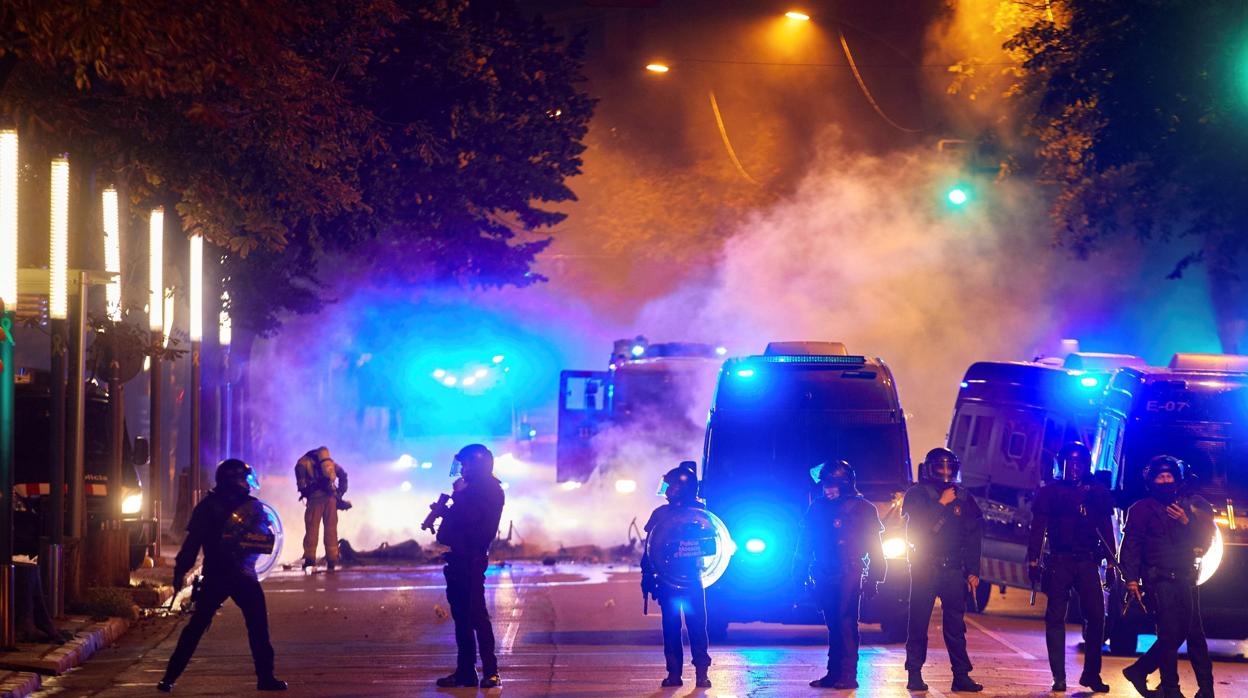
[736,369,756,378]
[752,354,867,365]
[959,381,969,389]
[1080,376,1100,388]
[631,345,646,357]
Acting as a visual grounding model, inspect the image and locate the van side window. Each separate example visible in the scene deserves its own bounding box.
[952,414,972,450]
[971,416,993,448]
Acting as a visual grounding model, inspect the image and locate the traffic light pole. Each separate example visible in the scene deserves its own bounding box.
[0,310,16,648]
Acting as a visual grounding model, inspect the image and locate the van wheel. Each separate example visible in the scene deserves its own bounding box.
[707,616,729,642]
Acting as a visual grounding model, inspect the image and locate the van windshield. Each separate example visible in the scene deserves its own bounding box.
[705,411,907,500]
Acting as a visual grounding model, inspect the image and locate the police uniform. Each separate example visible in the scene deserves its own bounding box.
[793,491,884,687]
[643,501,713,682]
[436,452,505,687]
[1120,491,1215,698]
[903,482,983,687]
[1027,478,1115,689]
[159,460,285,692]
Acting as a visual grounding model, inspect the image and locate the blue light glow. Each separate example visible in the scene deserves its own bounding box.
[744,538,766,553]
[960,381,969,389]
[631,344,646,357]
[715,346,728,356]
[947,187,969,205]
[736,369,755,378]
[1080,376,1100,388]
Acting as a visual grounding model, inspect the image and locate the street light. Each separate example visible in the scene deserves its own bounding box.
[149,208,164,333]
[0,128,17,647]
[47,157,69,613]
[102,189,121,322]
[189,235,203,502]
[218,290,233,461]
[645,62,670,74]
[784,11,811,21]
[147,208,163,553]
[49,157,69,321]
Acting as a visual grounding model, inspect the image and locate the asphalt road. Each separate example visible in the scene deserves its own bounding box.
[31,564,1248,697]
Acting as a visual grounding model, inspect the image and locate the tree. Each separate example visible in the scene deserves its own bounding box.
[0,0,594,335]
[1003,1,1248,349]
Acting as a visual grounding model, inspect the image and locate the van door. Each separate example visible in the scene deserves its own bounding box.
[556,370,610,482]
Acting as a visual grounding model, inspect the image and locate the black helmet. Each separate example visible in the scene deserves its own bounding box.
[818,460,856,494]
[451,444,494,481]
[1057,442,1092,482]
[921,448,961,485]
[215,458,258,496]
[1143,455,1185,489]
[658,463,698,504]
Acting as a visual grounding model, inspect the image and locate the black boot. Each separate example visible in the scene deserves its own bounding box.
[1052,677,1067,692]
[1122,665,1157,698]
[809,674,838,688]
[695,670,711,688]
[1079,674,1110,693]
[156,680,174,693]
[661,673,683,687]
[951,673,984,692]
[256,677,288,691]
[480,674,501,688]
[326,560,336,573]
[907,670,929,691]
[435,673,478,688]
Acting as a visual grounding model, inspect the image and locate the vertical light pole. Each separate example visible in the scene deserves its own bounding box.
[46,157,69,617]
[102,190,124,528]
[189,235,202,504]
[148,208,163,558]
[219,291,232,459]
[0,128,18,648]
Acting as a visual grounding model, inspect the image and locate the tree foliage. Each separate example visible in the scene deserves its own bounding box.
[1005,1,1248,276]
[0,0,593,335]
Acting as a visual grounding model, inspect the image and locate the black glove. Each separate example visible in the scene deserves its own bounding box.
[336,498,353,511]
[640,573,658,599]
[1028,561,1042,586]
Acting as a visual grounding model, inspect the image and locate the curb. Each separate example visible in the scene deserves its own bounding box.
[0,671,40,698]
[0,616,129,675]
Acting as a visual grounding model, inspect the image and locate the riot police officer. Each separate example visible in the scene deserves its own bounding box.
[433,444,506,689]
[157,459,287,692]
[792,460,885,689]
[1120,456,1215,698]
[1026,442,1114,693]
[903,448,984,693]
[641,461,713,688]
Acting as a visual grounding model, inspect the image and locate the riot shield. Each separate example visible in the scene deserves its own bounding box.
[221,498,285,580]
[644,508,735,590]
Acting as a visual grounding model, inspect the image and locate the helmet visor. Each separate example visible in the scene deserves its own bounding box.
[450,456,464,478]
[245,469,260,491]
[655,480,670,497]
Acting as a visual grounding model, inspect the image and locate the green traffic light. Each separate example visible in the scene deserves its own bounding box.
[947,187,969,206]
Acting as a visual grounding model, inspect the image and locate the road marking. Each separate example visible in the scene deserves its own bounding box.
[495,567,523,653]
[965,616,1038,660]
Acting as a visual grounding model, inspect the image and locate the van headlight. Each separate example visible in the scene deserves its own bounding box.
[121,492,143,516]
[882,536,907,559]
[1197,526,1224,586]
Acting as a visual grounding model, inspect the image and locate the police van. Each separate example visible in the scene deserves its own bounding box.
[14,368,154,568]
[700,342,912,640]
[947,353,1145,610]
[1095,353,1248,652]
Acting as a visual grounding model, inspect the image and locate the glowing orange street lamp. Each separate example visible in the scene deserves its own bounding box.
[784,11,811,21]
[645,62,671,74]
